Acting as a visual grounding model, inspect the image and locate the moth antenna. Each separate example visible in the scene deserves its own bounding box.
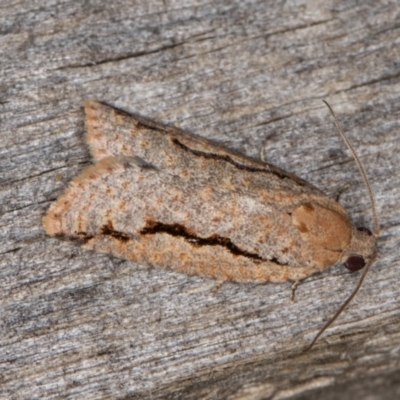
[322,100,379,237]
[304,260,372,351]
[304,101,379,351]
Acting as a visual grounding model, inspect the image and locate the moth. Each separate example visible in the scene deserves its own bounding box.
[43,100,379,349]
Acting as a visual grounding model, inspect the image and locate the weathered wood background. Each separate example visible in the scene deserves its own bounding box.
[1,1,400,399]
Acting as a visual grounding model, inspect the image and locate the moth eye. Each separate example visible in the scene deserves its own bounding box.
[357,227,372,236]
[344,255,366,272]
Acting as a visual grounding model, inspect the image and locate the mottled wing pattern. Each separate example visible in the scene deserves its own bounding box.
[43,101,358,283]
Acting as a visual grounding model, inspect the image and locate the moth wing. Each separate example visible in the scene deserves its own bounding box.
[84,100,316,190]
[43,156,323,283]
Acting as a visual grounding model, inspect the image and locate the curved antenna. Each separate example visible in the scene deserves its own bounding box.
[304,101,379,351]
[322,100,379,237]
[304,260,372,351]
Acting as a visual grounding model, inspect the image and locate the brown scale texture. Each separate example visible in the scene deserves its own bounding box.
[43,101,377,283]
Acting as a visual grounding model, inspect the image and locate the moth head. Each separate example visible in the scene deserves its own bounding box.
[343,226,377,272]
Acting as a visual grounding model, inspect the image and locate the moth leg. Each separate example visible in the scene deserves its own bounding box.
[333,183,351,201]
[211,280,225,292]
[259,146,266,163]
[290,280,300,304]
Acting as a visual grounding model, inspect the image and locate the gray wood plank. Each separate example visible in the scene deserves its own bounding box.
[1,1,399,399]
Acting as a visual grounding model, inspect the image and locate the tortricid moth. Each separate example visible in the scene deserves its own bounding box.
[43,100,379,349]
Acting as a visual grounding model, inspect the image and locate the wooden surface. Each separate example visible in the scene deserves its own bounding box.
[1,1,400,399]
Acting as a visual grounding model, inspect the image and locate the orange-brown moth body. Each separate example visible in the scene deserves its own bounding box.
[43,101,377,285]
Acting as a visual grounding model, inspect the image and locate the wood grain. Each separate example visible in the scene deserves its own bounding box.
[1,1,399,399]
